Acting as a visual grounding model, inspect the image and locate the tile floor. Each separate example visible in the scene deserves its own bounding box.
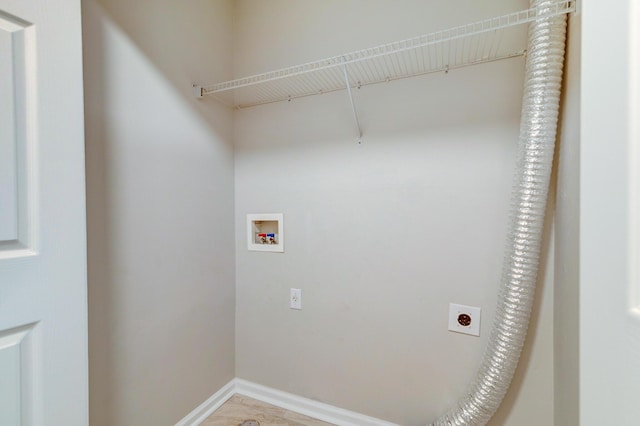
[201,394,335,426]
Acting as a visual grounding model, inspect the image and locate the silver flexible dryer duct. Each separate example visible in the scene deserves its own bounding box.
[430,1,567,425]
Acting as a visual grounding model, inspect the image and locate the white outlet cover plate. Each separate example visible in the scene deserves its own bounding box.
[290,288,302,310]
[448,303,481,336]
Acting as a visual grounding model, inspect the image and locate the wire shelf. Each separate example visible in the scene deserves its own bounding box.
[198,0,575,109]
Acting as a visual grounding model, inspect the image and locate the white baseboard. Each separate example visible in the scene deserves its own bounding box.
[176,378,398,426]
[233,379,399,426]
[175,379,235,426]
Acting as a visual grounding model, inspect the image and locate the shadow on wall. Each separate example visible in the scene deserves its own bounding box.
[83,0,233,135]
[82,1,235,425]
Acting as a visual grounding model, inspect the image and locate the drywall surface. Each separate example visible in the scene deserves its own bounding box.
[554,13,580,426]
[233,1,553,425]
[83,1,235,425]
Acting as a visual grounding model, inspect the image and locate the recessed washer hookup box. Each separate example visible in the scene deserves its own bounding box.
[247,214,284,252]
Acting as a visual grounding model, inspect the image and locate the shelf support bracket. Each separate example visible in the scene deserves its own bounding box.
[341,62,363,144]
[192,84,204,99]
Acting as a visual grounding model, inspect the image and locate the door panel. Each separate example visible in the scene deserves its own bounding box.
[0,341,21,425]
[0,25,18,242]
[0,324,35,426]
[0,11,34,254]
[581,0,640,423]
[0,1,87,425]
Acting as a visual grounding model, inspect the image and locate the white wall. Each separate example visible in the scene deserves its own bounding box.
[554,12,580,426]
[233,1,554,425]
[82,1,236,424]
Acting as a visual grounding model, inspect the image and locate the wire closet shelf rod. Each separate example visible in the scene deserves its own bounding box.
[196,0,575,109]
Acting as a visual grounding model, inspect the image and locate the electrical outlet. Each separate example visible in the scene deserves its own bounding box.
[448,303,481,336]
[290,288,302,310]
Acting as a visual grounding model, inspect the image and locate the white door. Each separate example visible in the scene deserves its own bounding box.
[0,0,87,425]
[581,0,640,424]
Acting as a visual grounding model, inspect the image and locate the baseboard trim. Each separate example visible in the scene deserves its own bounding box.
[175,379,235,426]
[234,378,399,426]
[176,378,398,426]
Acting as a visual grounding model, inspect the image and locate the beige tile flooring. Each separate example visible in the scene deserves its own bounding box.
[201,394,335,426]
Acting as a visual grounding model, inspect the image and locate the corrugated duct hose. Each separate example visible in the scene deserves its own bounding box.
[430,1,567,425]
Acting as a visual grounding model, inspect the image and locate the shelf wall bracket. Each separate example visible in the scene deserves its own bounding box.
[193,84,204,99]
[341,61,363,144]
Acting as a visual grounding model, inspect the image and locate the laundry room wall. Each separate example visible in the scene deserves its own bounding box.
[83,1,236,424]
[554,11,581,426]
[232,1,554,425]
